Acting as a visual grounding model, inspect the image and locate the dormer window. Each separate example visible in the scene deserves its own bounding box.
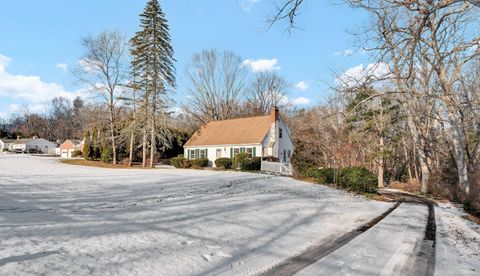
[279,128,283,138]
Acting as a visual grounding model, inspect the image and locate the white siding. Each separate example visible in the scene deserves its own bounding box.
[277,118,294,164]
[260,117,294,163]
[26,139,56,154]
[185,144,262,167]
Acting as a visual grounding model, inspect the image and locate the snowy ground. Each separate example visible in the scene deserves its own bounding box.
[0,155,479,275]
[0,155,389,275]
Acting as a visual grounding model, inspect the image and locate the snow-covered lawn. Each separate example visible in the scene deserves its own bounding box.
[0,155,390,275]
[1,155,479,275]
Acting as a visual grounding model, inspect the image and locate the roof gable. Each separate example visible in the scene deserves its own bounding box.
[184,115,272,147]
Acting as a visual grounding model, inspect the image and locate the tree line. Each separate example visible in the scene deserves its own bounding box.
[273,0,480,209]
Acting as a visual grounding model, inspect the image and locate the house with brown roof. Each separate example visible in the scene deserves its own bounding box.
[184,107,294,167]
[59,140,84,158]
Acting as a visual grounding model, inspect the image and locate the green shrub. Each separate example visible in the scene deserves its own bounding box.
[241,157,261,171]
[71,150,83,158]
[171,156,193,168]
[2,148,9,152]
[336,167,377,194]
[315,168,335,184]
[170,156,185,168]
[190,158,209,167]
[233,153,251,169]
[464,201,480,217]
[101,146,113,163]
[215,158,233,169]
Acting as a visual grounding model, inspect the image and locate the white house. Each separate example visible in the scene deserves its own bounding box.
[0,138,15,152]
[184,107,294,167]
[11,137,57,154]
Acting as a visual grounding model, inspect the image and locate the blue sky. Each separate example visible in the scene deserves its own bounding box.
[0,0,371,118]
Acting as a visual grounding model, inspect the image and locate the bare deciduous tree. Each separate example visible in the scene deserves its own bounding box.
[246,72,289,115]
[183,49,248,125]
[74,31,127,165]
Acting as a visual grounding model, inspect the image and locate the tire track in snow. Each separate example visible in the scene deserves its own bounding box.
[259,201,402,276]
[260,190,438,276]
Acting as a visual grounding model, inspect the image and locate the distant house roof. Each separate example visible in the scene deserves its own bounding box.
[0,138,16,143]
[70,140,83,146]
[12,138,34,145]
[60,139,83,148]
[184,115,274,147]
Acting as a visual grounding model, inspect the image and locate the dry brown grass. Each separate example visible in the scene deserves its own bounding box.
[388,179,421,194]
[61,159,152,169]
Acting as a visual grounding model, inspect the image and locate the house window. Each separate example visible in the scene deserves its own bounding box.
[233,148,240,156]
[216,149,222,158]
[189,150,195,159]
[279,128,283,138]
[246,148,253,156]
[200,149,206,159]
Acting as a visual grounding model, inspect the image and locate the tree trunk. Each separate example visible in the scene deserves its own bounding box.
[378,136,385,188]
[402,136,413,182]
[450,121,470,197]
[109,103,117,165]
[149,89,157,168]
[406,113,429,193]
[142,128,147,168]
[128,129,134,167]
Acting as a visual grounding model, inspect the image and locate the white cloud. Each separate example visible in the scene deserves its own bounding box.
[56,63,68,72]
[168,106,183,116]
[334,49,354,57]
[0,53,83,106]
[0,54,12,71]
[241,0,260,12]
[280,96,311,106]
[242,58,281,73]
[8,103,48,114]
[336,62,391,87]
[295,81,308,91]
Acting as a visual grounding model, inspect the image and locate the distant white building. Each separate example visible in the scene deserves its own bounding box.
[0,138,15,152]
[11,137,57,154]
[183,107,294,167]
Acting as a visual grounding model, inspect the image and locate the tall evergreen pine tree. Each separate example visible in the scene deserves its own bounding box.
[130,0,176,168]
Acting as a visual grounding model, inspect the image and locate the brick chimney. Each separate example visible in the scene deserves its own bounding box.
[270,106,279,123]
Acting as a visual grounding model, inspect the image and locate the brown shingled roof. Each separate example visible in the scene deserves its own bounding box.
[184,115,272,147]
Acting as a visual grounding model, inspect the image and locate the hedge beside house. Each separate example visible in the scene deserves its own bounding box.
[190,158,209,167]
[215,158,232,169]
[233,153,251,169]
[241,157,261,171]
[171,156,192,168]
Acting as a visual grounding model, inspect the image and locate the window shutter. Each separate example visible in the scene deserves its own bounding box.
[230,148,233,158]
[186,149,189,159]
[240,147,245,153]
[205,148,208,159]
[195,149,199,159]
[253,147,256,157]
